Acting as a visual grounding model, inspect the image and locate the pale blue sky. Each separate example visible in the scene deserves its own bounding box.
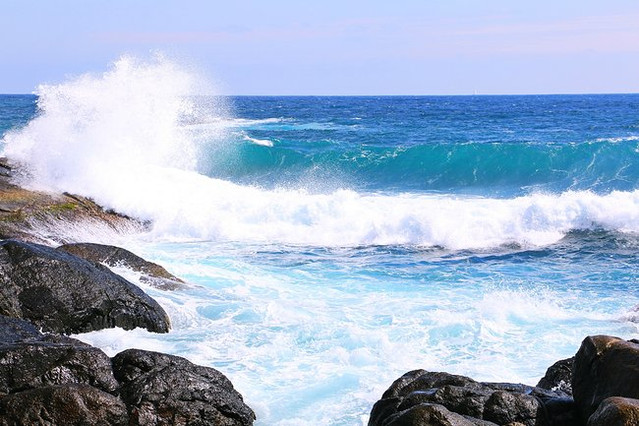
[2,0,639,95]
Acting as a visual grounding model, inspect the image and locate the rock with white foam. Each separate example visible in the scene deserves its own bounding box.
[57,242,188,291]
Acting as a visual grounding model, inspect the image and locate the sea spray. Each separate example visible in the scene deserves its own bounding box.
[2,54,228,197]
[3,83,639,425]
[3,61,639,248]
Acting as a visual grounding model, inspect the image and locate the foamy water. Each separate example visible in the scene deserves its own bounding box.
[2,56,639,425]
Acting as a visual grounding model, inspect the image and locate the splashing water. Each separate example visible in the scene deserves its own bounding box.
[2,56,639,425]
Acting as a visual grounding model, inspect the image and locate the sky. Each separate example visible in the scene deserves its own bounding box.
[1,0,639,95]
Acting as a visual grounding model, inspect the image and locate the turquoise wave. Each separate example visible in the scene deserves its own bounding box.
[205,137,639,195]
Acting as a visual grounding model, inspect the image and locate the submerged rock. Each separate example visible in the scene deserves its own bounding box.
[369,370,577,426]
[0,239,170,334]
[58,242,187,290]
[572,335,639,422]
[112,349,256,426]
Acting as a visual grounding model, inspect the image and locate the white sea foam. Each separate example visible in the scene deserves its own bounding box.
[3,56,639,250]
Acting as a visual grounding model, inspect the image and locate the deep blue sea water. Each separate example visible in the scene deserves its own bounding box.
[2,61,639,425]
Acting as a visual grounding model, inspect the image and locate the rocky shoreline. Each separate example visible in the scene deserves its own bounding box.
[1,157,638,425]
[369,336,639,425]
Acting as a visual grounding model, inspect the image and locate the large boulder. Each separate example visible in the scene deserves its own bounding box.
[0,384,128,426]
[0,315,118,397]
[112,348,256,426]
[572,336,639,422]
[0,239,170,334]
[369,370,577,426]
[58,242,187,290]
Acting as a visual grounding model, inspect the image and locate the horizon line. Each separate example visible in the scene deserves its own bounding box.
[2,91,639,97]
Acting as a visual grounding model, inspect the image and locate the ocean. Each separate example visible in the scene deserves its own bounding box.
[1,58,639,425]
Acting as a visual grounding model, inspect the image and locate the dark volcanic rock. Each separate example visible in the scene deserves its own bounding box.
[58,242,187,290]
[382,402,493,425]
[0,384,128,426]
[0,239,170,334]
[112,348,255,426]
[536,357,574,396]
[0,314,42,344]
[587,397,639,426]
[483,390,541,426]
[572,335,639,422]
[0,315,118,397]
[369,370,576,426]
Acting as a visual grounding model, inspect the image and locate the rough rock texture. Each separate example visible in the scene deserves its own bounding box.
[381,402,493,426]
[0,316,256,425]
[536,357,574,396]
[587,397,639,426]
[112,348,256,426]
[0,384,128,426]
[58,242,187,290]
[0,157,144,245]
[0,239,170,334]
[369,370,577,426]
[572,336,639,422]
[0,316,118,397]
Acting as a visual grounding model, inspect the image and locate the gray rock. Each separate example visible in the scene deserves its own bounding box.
[0,239,170,334]
[112,348,255,425]
[0,384,128,426]
[58,242,187,290]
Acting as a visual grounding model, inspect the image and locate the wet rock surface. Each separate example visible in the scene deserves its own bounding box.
[0,239,170,334]
[369,370,575,426]
[0,158,143,245]
[536,357,574,396]
[586,397,639,426]
[572,336,639,422]
[372,335,639,426]
[0,384,129,426]
[0,316,256,425]
[113,349,256,426]
[58,242,187,290]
